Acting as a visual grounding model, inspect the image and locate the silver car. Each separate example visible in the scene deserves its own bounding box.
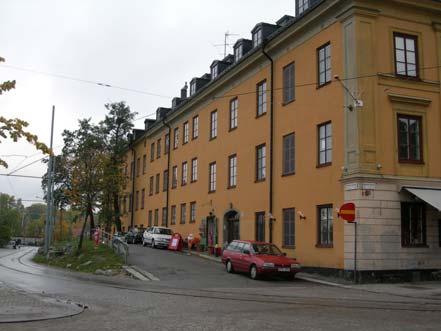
[142,226,173,248]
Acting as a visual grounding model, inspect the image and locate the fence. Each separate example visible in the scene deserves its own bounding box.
[100,230,129,264]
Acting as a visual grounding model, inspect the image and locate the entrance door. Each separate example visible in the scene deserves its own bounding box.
[225,211,240,243]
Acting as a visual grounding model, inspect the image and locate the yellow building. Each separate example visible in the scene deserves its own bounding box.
[122,0,441,282]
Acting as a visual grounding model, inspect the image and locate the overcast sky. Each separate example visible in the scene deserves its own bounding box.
[0,0,294,205]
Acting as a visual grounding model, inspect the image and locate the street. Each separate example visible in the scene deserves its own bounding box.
[0,246,440,330]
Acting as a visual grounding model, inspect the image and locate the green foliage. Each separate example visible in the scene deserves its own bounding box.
[33,239,123,273]
[0,193,23,246]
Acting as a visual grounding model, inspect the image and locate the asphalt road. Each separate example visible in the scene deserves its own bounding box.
[1,246,441,331]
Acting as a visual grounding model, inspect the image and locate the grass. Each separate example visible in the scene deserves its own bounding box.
[33,239,124,274]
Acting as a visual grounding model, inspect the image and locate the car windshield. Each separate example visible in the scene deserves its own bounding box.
[252,243,283,256]
[157,228,172,235]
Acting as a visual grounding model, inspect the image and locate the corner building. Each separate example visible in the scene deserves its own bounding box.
[122,0,441,282]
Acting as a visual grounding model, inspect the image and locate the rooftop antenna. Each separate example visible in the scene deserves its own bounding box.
[212,31,239,58]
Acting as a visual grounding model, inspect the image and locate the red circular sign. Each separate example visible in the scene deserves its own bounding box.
[339,203,356,222]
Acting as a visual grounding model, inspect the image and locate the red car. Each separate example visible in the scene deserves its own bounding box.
[221,240,301,280]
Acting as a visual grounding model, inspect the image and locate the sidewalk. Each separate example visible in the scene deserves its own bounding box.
[0,284,85,323]
[191,251,441,300]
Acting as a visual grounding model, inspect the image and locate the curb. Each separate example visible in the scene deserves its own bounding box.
[122,265,150,281]
[194,253,222,263]
[295,273,352,289]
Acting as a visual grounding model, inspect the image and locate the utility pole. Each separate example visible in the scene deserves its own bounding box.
[44,106,55,255]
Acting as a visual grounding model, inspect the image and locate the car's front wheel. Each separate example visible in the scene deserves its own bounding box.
[250,265,259,280]
[142,240,146,247]
[151,239,155,248]
[226,260,234,273]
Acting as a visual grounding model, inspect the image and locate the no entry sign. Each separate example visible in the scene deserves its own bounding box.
[338,203,356,222]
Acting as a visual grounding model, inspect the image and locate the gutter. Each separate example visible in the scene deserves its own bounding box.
[262,44,274,244]
[162,117,172,228]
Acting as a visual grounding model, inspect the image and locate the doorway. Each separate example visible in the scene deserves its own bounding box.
[224,210,240,244]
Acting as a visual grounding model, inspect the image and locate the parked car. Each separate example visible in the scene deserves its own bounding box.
[113,232,126,242]
[143,226,173,248]
[125,230,143,244]
[221,240,301,280]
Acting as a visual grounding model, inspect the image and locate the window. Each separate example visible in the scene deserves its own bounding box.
[157,138,161,158]
[228,154,237,188]
[148,210,153,227]
[256,144,266,181]
[317,205,333,246]
[256,80,267,116]
[136,157,140,177]
[283,62,295,104]
[172,166,178,189]
[141,189,145,209]
[253,28,263,47]
[171,205,176,225]
[398,114,422,163]
[180,203,186,224]
[135,190,139,210]
[283,133,295,175]
[162,207,168,226]
[229,98,238,130]
[149,176,154,196]
[190,81,196,96]
[210,110,217,139]
[154,209,159,226]
[211,65,218,79]
[191,158,198,182]
[150,143,155,161]
[255,212,265,242]
[317,43,332,86]
[283,208,295,247]
[401,203,426,247]
[190,202,196,223]
[318,122,332,166]
[142,155,146,174]
[298,0,309,15]
[234,45,243,62]
[123,196,127,213]
[155,173,160,194]
[394,33,418,78]
[163,170,169,192]
[129,161,134,179]
[192,115,199,139]
[209,162,216,193]
[165,133,170,154]
[174,127,179,149]
[128,194,132,211]
[181,161,188,186]
[183,121,189,144]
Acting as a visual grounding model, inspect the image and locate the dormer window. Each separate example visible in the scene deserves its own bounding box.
[298,0,309,15]
[190,81,196,96]
[234,45,243,62]
[253,28,263,47]
[211,65,218,79]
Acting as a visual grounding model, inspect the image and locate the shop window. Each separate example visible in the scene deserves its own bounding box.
[317,205,333,247]
[283,208,295,247]
[255,212,265,242]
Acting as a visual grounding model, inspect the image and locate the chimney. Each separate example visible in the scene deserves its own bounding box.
[181,82,188,99]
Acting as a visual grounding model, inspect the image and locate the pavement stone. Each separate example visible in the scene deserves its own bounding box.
[0,284,85,323]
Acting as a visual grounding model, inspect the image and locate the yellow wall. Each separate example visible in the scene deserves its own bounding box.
[122,0,441,271]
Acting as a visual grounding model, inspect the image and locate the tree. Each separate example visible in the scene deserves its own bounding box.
[0,193,22,246]
[0,57,50,168]
[61,119,106,252]
[100,102,136,232]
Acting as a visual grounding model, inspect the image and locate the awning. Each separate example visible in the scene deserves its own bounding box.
[403,187,441,212]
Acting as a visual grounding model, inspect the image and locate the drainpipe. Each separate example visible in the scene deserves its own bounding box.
[262,45,274,244]
[162,117,172,228]
[130,146,136,229]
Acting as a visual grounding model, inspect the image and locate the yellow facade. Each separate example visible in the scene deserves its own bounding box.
[122,0,441,275]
